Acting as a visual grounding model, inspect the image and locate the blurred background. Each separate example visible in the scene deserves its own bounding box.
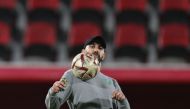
[0,0,190,109]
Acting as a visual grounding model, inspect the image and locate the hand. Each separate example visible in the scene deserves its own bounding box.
[112,90,126,101]
[51,81,65,93]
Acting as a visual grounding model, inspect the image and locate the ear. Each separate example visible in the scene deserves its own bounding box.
[101,52,106,61]
[81,49,85,53]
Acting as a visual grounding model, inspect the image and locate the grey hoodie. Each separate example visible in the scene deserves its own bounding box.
[45,69,130,109]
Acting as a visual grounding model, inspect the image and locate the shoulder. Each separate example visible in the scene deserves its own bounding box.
[99,72,117,82]
[99,72,114,79]
[63,69,73,76]
[59,69,77,86]
[60,69,74,80]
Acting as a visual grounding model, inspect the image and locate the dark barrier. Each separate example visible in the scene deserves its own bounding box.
[0,66,190,109]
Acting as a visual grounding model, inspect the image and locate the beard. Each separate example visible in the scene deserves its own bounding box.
[93,52,101,61]
[83,50,104,63]
[83,51,103,65]
[93,52,104,62]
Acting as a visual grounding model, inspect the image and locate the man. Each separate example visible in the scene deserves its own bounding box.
[45,36,130,109]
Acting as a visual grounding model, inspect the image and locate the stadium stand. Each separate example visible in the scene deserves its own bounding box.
[116,0,148,25]
[68,22,102,58]
[71,0,104,31]
[23,22,57,61]
[27,0,61,40]
[0,22,12,61]
[0,0,17,26]
[22,0,62,61]
[158,0,190,62]
[0,0,18,61]
[114,0,149,62]
[157,23,190,62]
[27,0,60,22]
[0,0,188,64]
[67,0,104,58]
[114,23,148,62]
[159,0,189,24]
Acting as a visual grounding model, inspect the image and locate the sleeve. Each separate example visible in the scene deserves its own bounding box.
[113,79,131,109]
[45,70,73,109]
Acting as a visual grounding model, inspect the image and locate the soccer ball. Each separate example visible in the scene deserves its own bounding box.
[71,53,100,80]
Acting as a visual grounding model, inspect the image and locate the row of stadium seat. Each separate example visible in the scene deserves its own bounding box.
[0,0,190,63]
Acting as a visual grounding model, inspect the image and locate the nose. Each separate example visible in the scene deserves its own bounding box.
[93,47,99,56]
[93,47,99,53]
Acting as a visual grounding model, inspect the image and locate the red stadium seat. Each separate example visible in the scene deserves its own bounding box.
[159,0,189,24]
[27,0,60,23]
[0,0,19,42]
[160,0,189,12]
[70,0,104,49]
[24,23,56,46]
[114,23,147,62]
[116,0,148,11]
[0,22,11,45]
[72,0,104,11]
[71,0,104,28]
[68,22,102,58]
[27,0,59,11]
[115,0,148,26]
[159,24,189,48]
[26,0,60,61]
[115,24,146,47]
[24,22,57,61]
[0,0,17,9]
[0,22,12,61]
[0,0,17,28]
[158,23,189,62]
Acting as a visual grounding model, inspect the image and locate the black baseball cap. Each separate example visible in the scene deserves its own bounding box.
[84,36,106,49]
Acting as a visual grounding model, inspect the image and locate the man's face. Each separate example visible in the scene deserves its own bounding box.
[83,43,105,62]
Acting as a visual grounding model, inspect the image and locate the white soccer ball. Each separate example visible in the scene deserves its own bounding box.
[71,53,100,80]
